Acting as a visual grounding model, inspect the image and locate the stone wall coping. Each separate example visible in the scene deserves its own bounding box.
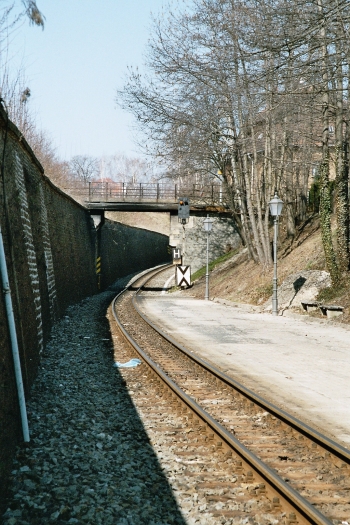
[320,304,344,311]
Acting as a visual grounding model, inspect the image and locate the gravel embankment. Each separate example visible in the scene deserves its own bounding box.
[2,278,186,525]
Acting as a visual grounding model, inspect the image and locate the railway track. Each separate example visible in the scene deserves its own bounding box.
[109,265,350,525]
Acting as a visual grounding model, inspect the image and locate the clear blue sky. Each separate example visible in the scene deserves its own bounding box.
[12,0,167,161]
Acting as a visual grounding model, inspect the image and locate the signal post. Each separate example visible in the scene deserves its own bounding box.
[175,198,191,288]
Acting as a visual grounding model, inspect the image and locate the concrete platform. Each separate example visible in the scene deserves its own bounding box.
[138,295,350,447]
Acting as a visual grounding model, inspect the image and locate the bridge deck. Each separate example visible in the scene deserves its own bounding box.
[86,201,230,213]
[64,181,232,213]
[88,181,227,203]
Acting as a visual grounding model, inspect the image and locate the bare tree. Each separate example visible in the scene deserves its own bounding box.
[69,155,99,183]
[118,0,350,275]
[100,154,154,183]
[28,129,72,187]
[22,0,44,27]
[0,1,44,132]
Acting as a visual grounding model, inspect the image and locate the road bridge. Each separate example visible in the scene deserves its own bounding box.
[77,182,238,271]
[69,181,239,273]
[68,181,232,213]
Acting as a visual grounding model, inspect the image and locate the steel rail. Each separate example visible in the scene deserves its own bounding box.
[134,292,350,464]
[112,266,333,525]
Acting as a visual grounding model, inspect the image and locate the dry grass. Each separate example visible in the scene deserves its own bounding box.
[186,214,350,324]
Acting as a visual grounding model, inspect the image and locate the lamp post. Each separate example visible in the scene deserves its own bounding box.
[268,191,283,316]
[203,215,214,300]
[217,169,223,204]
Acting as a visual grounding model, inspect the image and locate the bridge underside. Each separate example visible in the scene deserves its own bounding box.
[86,201,231,214]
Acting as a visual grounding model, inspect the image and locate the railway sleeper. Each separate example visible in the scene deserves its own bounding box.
[113,268,350,525]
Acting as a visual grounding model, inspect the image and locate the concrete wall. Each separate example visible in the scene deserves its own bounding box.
[169,213,241,272]
[107,211,241,275]
[100,219,170,289]
[0,108,170,506]
[105,211,170,236]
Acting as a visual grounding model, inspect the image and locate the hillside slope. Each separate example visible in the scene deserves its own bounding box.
[186,215,350,324]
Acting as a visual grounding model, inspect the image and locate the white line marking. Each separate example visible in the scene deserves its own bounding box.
[162,273,175,295]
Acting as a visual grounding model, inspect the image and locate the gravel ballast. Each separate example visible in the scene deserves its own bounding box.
[2,281,186,525]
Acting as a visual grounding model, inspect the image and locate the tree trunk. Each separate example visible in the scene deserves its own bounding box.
[318,0,338,283]
[335,15,349,273]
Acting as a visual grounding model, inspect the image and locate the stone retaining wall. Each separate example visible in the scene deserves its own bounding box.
[100,219,170,290]
[169,213,241,272]
[0,107,170,506]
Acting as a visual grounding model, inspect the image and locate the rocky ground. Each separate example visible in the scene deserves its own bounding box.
[4,215,350,524]
[2,276,187,525]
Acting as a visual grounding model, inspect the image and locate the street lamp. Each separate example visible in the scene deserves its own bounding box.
[217,169,223,204]
[269,191,284,316]
[203,215,214,300]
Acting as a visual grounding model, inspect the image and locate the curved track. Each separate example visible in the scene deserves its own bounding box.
[110,265,350,525]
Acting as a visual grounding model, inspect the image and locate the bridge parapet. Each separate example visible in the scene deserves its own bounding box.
[63,181,229,207]
[87,181,227,205]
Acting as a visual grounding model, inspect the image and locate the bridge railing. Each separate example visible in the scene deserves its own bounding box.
[85,181,228,205]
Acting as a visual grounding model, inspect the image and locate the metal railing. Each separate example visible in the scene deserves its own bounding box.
[82,181,228,205]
